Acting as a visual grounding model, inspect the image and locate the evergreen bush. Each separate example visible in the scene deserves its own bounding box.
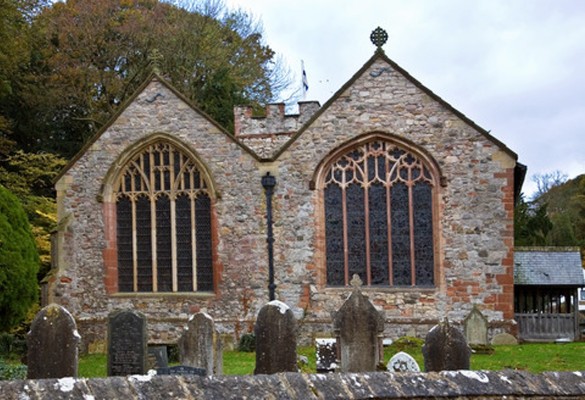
[0,359,27,380]
[0,184,40,332]
[238,333,256,352]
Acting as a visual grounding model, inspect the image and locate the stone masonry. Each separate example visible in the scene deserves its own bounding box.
[49,48,520,350]
[3,370,585,399]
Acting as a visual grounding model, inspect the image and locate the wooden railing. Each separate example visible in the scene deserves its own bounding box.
[515,313,577,341]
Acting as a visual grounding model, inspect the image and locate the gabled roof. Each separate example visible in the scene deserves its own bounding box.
[54,72,260,183]
[272,49,519,161]
[514,247,585,286]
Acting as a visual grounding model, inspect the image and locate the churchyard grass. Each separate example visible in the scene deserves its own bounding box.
[71,342,585,378]
[78,354,107,378]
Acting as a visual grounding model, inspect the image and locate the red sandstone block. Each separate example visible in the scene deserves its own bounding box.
[497,293,513,304]
[496,274,514,285]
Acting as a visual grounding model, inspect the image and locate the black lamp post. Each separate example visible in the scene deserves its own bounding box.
[261,172,277,301]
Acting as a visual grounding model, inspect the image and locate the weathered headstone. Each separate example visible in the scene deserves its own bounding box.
[315,338,338,372]
[387,351,420,372]
[148,345,168,369]
[491,332,518,345]
[333,274,385,372]
[156,365,206,376]
[422,319,471,372]
[254,300,297,374]
[107,309,147,376]
[26,304,80,379]
[178,312,222,375]
[463,306,489,346]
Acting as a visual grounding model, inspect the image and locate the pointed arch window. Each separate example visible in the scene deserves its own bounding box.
[322,139,436,287]
[115,141,213,293]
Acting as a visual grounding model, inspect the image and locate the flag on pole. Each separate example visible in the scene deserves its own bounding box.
[301,60,309,99]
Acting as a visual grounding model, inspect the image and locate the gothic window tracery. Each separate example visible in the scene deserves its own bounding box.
[115,141,213,293]
[322,139,436,287]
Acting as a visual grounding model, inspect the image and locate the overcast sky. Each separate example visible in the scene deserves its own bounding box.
[224,0,585,197]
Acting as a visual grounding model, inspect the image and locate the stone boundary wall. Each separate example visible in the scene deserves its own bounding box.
[3,370,585,399]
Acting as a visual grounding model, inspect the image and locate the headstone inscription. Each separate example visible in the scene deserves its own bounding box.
[333,275,385,372]
[254,300,297,374]
[156,365,206,376]
[315,338,338,372]
[178,312,223,375]
[463,306,489,346]
[422,319,471,372]
[107,309,147,376]
[26,304,80,379]
[386,351,420,372]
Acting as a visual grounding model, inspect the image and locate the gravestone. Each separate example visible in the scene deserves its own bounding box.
[254,300,297,374]
[422,319,471,372]
[148,345,169,369]
[491,332,518,345]
[178,312,222,375]
[107,309,147,376]
[315,338,338,372]
[26,304,80,379]
[463,306,489,346]
[333,274,385,372]
[387,351,420,372]
[156,365,206,376]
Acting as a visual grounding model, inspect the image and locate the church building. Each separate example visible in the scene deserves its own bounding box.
[49,29,525,349]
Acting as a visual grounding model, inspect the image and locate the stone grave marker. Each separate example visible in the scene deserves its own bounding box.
[178,312,222,375]
[107,309,147,376]
[463,306,489,346]
[156,365,206,376]
[315,338,338,372]
[422,319,471,372]
[491,332,518,345]
[333,274,385,372]
[27,304,80,379]
[254,300,297,374]
[148,345,168,369]
[387,351,420,372]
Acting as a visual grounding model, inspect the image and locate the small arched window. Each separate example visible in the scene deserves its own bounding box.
[114,141,213,292]
[321,139,436,287]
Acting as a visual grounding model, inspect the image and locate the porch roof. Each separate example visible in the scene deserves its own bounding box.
[514,247,585,286]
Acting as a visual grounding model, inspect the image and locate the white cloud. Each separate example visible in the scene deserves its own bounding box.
[224,0,585,195]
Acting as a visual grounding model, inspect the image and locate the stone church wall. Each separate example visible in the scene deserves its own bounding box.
[50,53,517,351]
[268,58,516,342]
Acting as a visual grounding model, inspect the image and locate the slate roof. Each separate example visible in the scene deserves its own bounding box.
[514,247,585,286]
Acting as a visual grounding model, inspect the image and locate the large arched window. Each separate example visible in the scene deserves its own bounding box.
[321,139,437,287]
[114,141,213,293]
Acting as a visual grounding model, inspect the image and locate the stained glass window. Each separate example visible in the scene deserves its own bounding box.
[115,141,213,292]
[323,140,435,287]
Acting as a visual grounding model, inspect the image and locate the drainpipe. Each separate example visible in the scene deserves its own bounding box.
[261,172,277,301]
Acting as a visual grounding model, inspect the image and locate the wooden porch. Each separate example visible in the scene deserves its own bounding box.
[514,285,580,341]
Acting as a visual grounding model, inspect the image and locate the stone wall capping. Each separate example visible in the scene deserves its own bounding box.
[4,370,585,399]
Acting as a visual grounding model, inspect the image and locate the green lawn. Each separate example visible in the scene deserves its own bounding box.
[75,342,585,378]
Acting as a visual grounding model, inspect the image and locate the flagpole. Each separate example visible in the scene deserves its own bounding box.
[301,60,308,100]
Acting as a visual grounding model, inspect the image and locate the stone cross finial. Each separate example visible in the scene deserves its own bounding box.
[370,27,388,49]
[350,274,363,289]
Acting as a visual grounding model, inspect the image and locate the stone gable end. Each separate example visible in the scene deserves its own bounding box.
[50,51,518,349]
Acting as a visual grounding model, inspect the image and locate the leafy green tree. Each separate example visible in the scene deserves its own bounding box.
[0,184,39,332]
[0,0,48,144]
[0,150,67,278]
[11,0,289,157]
[514,194,553,246]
